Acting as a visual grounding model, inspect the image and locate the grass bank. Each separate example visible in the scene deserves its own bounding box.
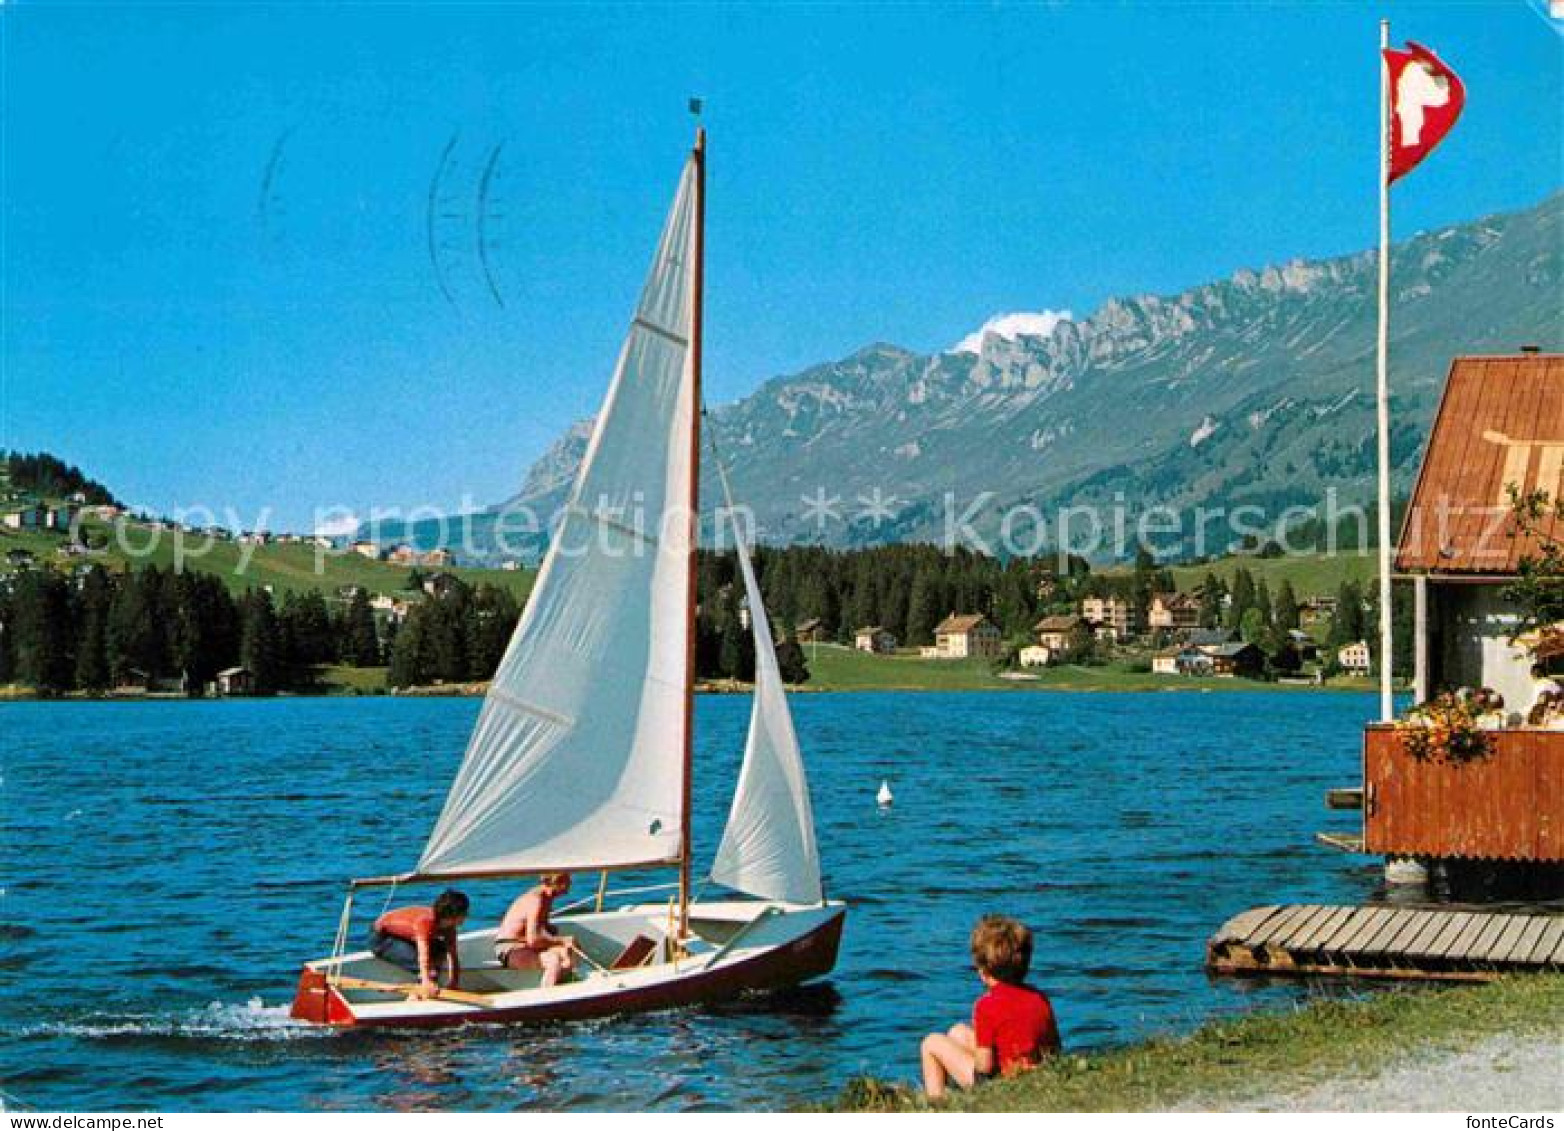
[826,975,1564,1112]
[803,644,1378,694]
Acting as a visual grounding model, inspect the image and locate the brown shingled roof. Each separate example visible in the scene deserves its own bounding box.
[934,612,992,634]
[1397,354,1564,575]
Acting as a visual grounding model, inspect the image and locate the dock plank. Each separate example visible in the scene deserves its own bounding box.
[1359,909,1414,957]
[1441,913,1491,960]
[1402,910,1454,959]
[1335,908,1396,955]
[1318,907,1373,952]
[1429,912,1477,960]
[1487,916,1536,964]
[1524,917,1564,965]
[1255,905,1322,949]
[1371,909,1434,958]
[1467,915,1512,964]
[1508,916,1552,966]
[1211,905,1282,945]
[1292,906,1354,951]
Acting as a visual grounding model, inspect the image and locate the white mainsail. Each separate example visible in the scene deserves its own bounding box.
[709,481,824,905]
[418,156,699,877]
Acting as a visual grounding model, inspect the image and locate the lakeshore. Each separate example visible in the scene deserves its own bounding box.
[827,975,1564,1112]
[0,646,1385,700]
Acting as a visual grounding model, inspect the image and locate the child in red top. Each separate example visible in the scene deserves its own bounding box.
[920,915,1060,1099]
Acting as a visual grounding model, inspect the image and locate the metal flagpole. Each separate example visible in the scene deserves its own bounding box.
[1375,17,1395,722]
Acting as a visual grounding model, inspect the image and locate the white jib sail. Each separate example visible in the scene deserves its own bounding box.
[418,156,699,877]
[709,480,824,905]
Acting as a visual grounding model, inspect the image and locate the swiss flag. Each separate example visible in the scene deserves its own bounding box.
[1384,41,1465,184]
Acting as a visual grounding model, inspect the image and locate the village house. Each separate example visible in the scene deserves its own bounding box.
[793,617,827,643]
[1033,613,1085,654]
[1299,595,1338,626]
[422,571,461,598]
[350,539,380,559]
[43,504,77,531]
[386,544,420,565]
[1151,644,1211,675]
[2,505,44,530]
[236,531,271,546]
[423,547,455,568]
[1201,641,1265,678]
[1148,591,1201,632]
[216,666,255,696]
[1081,595,1142,642]
[931,612,1003,660]
[1337,640,1372,675]
[853,626,897,654]
[1018,644,1053,668]
[1287,628,1321,663]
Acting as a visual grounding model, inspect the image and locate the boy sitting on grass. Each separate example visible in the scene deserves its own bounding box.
[920,914,1061,1100]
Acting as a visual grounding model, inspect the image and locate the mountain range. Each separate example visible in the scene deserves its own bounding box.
[376,192,1563,562]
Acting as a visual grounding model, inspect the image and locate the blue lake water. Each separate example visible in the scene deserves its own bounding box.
[1,691,1385,1111]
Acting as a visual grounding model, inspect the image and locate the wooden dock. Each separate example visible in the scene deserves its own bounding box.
[1207,904,1564,982]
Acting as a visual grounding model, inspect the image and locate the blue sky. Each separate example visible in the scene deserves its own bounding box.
[3,1,1560,532]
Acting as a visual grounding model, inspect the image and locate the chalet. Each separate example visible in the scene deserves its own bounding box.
[2,505,44,530]
[422,571,461,598]
[43,504,77,531]
[932,612,1002,660]
[1080,595,1141,642]
[793,617,828,643]
[1018,644,1053,668]
[1182,627,1236,649]
[423,547,455,568]
[1357,352,1564,875]
[236,531,271,546]
[1299,595,1338,625]
[350,540,380,559]
[1337,640,1371,674]
[1287,629,1320,663]
[1148,591,1201,632]
[1033,614,1085,653]
[1152,645,1209,675]
[370,593,415,621]
[216,666,255,696]
[387,544,420,565]
[1200,641,1263,678]
[854,626,897,654]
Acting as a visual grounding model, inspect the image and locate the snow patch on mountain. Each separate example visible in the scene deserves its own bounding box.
[950,310,1072,355]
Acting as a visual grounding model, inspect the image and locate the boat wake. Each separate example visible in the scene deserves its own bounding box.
[16,998,331,1043]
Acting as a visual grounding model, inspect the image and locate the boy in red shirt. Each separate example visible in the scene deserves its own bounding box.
[920,914,1060,1100]
[369,889,469,1000]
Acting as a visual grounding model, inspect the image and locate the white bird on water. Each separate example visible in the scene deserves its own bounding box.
[876,780,894,808]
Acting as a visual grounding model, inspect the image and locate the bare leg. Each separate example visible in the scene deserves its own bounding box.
[921,1031,977,1100]
[540,948,565,988]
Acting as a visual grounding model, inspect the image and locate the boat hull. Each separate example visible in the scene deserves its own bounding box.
[290,901,845,1029]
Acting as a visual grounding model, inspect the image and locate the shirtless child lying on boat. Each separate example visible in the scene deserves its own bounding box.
[369,889,469,1000]
[495,873,577,987]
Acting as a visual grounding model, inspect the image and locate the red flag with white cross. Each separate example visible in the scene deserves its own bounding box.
[1384,41,1465,183]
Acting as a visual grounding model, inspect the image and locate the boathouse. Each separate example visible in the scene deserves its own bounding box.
[1364,352,1564,866]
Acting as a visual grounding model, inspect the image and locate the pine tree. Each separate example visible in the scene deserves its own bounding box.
[239,589,283,694]
[343,589,381,666]
[1275,580,1301,633]
[11,570,74,693]
[74,565,114,692]
[775,638,810,685]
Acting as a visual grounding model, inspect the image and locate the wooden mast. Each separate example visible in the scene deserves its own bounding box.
[678,123,706,941]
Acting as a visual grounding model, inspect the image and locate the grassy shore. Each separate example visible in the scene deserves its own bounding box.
[826,975,1564,1112]
[802,644,1377,694]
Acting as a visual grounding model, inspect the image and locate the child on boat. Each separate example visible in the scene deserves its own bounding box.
[369,889,469,1000]
[919,914,1060,1100]
[495,873,577,987]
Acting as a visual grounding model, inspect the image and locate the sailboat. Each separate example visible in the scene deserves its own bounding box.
[290,128,846,1028]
